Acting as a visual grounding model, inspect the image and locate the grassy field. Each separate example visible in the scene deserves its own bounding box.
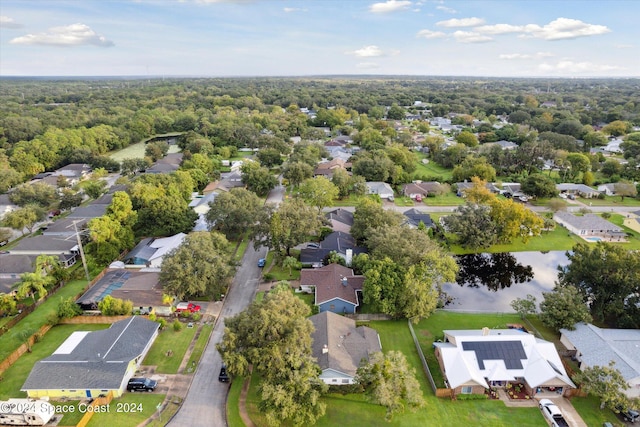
[142,325,197,374]
[109,139,181,162]
[263,251,301,281]
[393,196,415,207]
[581,195,640,207]
[0,279,90,361]
[422,192,465,206]
[412,154,454,181]
[0,323,109,399]
[185,323,213,371]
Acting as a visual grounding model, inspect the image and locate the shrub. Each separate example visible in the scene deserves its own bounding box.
[263,273,275,281]
[157,318,167,330]
[172,319,183,332]
[148,313,157,321]
[456,394,488,400]
[191,312,202,321]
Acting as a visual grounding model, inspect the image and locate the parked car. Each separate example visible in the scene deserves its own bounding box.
[175,302,201,313]
[218,364,230,382]
[306,243,320,249]
[619,407,639,423]
[539,399,569,427]
[127,377,157,392]
[415,194,422,202]
[257,258,266,267]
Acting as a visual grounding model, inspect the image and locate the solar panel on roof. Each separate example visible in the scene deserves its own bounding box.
[462,341,526,370]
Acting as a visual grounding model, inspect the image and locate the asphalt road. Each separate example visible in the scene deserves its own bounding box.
[167,242,267,427]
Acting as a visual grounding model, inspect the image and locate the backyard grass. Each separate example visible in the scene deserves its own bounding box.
[0,323,109,399]
[412,154,454,181]
[448,223,583,255]
[0,279,90,361]
[86,393,165,427]
[263,251,301,281]
[142,326,197,374]
[295,292,315,310]
[185,323,213,371]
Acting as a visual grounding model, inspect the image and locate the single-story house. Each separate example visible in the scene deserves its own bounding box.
[0,254,37,294]
[310,311,381,385]
[597,183,616,196]
[10,235,79,267]
[300,263,365,314]
[560,323,640,398]
[76,269,164,313]
[487,140,518,150]
[122,233,186,268]
[299,231,366,266]
[314,159,349,178]
[22,316,159,399]
[365,182,394,200]
[325,208,354,233]
[54,163,92,180]
[216,171,245,192]
[145,153,183,174]
[553,211,626,241]
[402,181,442,199]
[455,181,500,196]
[434,328,575,397]
[403,208,433,229]
[556,183,601,199]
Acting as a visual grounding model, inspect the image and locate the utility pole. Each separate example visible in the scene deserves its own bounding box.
[72,220,91,282]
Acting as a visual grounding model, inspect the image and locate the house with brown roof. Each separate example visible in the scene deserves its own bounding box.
[310,311,381,385]
[402,181,443,199]
[314,158,348,178]
[300,263,364,314]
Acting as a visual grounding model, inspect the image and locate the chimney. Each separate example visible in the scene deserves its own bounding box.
[322,344,329,354]
[482,327,490,336]
[345,249,353,266]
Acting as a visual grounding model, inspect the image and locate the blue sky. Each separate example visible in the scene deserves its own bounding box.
[1,0,638,77]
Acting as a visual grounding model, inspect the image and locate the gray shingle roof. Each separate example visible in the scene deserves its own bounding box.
[560,323,640,382]
[554,211,623,232]
[310,311,381,378]
[22,317,159,391]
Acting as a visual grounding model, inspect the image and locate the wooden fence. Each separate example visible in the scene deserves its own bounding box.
[407,320,438,393]
[75,391,114,427]
[0,324,52,374]
[59,315,145,324]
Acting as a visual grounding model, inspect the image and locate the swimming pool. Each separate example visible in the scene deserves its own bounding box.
[584,236,602,242]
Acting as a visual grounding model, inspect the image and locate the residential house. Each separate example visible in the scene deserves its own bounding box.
[299,231,366,266]
[10,235,79,267]
[603,138,624,154]
[300,263,365,314]
[216,171,245,192]
[487,140,518,150]
[553,211,626,241]
[597,183,616,196]
[314,158,348,178]
[325,146,352,163]
[189,192,217,232]
[434,328,575,397]
[456,181,500,196]
[556,183,600,199]
[145,153,183,174]
[560,323,640,398]
[402,181,442,199]
[54,163,92,181]
[0,254,36,294]
[325,208,354,233]
[402,209,433,229]
[309,311,381,385]
[365,182,394,200]
[76,269,164,314]
[122,233,186,268]
[22,316,159,399]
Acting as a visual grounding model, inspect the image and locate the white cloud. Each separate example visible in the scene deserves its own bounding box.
[0,16,23,29]
[452,31,492,43]
[499,51,554,60]
[10,23,114,47]
[474,24,524,35]
[348,45,384,57]
[283,7,307,13]
[416,29,446,39]
[436,17,484,28]
[539,60,623,73]
[369,0,412,13]
[522,18,610,40]
[436,5,456,13]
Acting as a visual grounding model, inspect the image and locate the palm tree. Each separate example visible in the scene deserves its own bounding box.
[282,256,299,277]
[17,272,48,301]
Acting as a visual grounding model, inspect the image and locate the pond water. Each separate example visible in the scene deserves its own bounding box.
[441,251,569,312]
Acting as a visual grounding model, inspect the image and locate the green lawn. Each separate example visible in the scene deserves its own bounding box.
[226,376,245,427]
[332,195,366,207]
[393,196,415,207]
[86,393,165,427]
[570,395,625,427]
[185,323,213,371]
[422,192,465,206]
[295,292,315,310]
[142,326,197,374]
[0,279,90,361]
[263,251,301,281]
[412,154,454,181]
[0,324,109,399]
[234,237,250,262]
[581,195,640,207]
